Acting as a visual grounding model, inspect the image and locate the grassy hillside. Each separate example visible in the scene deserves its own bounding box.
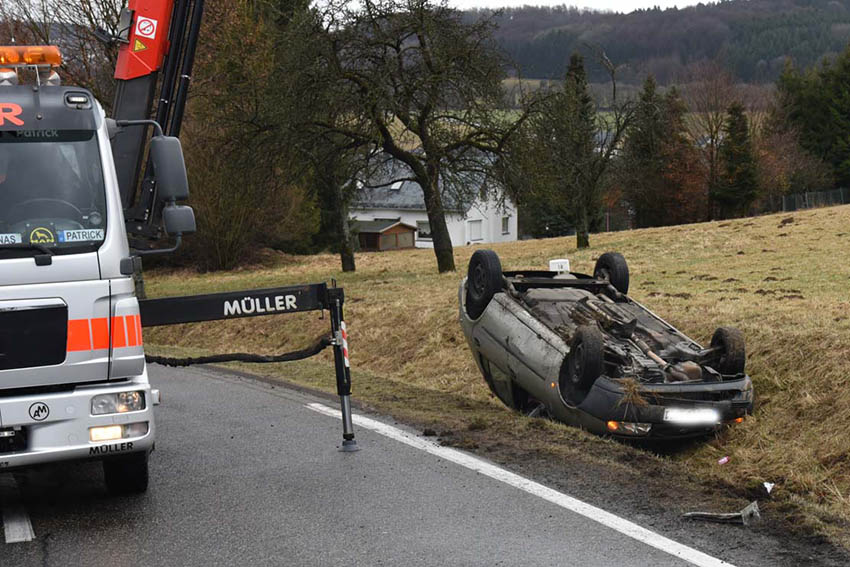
[145,205,850,548]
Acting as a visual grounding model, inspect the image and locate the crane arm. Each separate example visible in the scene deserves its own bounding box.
[110,0,203,238]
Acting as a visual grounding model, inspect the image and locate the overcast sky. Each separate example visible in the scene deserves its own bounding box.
[450,0,703,12]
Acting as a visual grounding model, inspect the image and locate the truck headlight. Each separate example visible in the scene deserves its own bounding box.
[91,391,146,415]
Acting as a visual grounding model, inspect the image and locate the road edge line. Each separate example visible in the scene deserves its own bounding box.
[306,402,735,567]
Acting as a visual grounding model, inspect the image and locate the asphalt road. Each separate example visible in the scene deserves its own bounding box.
[0,365,727,567]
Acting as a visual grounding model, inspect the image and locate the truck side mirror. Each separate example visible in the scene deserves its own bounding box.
[163,205,196,236]
[150,136,189,202]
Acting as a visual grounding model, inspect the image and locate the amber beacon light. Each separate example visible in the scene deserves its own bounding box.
[0,45,63,66]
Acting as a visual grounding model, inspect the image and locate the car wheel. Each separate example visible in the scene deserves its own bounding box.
[466,249,503,319]
[710,327,746,375]
[594,252,630,295]
[563,325,605,399]
[103,452,149,495]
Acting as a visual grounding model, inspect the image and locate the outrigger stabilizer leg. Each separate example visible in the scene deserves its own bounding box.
[328,287,359,452]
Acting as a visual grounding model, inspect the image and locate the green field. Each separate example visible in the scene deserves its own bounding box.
[146,204,850,549]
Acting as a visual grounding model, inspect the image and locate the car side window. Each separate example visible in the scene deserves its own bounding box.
[481,355,511,385]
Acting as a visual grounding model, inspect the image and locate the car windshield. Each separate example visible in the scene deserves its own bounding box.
[0,129,107,256]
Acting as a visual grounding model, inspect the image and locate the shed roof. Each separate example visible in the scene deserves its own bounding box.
[352,219,417,234]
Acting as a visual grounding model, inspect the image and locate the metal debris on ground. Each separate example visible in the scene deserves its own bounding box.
[763,482,775,494]
[683,501,761,526]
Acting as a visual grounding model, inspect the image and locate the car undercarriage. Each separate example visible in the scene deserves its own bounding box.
[459,250,754,439]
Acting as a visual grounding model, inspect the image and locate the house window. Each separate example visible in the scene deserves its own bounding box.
[468,219,483,241]
[501,216,510,234]
[417,221,432,240]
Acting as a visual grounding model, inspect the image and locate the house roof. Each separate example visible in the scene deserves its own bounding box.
[351,159,487,213]
[351,219,417,234]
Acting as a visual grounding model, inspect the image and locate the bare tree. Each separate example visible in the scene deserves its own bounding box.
[0,0,124,109]
[681,60,737,221]
[280,0,527,273]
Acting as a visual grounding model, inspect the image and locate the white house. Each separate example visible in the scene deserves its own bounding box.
[349,167,517,249]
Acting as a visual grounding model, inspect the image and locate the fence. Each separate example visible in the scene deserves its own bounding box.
[782,188,850,212]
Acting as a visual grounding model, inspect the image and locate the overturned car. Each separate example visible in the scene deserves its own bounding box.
[459,250,754,439]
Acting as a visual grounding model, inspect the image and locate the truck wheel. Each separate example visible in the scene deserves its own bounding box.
[563,326,605,401]
[466,249,503,319]
[710,327,746,375]
[103,452,149,495]
[594,252,630,295]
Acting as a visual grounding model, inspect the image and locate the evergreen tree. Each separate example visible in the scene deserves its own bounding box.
[621,76,665,227]
[505,51,634,246]
[715,102,758,218]
[621,78,706,227]
[561,53,600,248]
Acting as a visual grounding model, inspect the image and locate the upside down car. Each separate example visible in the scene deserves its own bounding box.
[458,250,754,438]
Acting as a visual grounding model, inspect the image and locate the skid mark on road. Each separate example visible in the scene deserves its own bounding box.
[0,474,34,544]
[307,402,736,567]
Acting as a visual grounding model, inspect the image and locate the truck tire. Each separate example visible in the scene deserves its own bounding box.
[104,452,149,495]
[466,249,503,319]
[594,252,630,295]
[710,327,746,375]
[562,325,605,402]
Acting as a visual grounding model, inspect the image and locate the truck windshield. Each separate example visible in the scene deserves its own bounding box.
[0,129,107,257]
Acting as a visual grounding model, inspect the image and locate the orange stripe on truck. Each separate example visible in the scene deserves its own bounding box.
[66,319,91,352]
[127,314,138,346]
[67,316,142,352]
[91,317,109,349]
[111,316,127,348]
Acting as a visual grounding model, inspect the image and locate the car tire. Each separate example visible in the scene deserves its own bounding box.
[103,452,149,495]
[594,252,630,295]
[565,325,605,395]
[466,249,503,319]
[710,327,746,375]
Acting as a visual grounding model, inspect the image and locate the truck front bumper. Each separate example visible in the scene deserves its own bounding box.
[0,379,156,470]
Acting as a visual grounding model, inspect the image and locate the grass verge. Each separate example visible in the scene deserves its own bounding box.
[145,205,850,549]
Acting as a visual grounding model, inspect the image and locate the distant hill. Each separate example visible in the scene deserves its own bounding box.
[469,0,850,83]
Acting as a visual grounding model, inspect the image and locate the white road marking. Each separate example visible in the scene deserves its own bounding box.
[307,402,736,567]
[0,474,35,544]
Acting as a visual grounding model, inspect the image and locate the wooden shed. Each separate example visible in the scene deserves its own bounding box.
[353,220,417,251]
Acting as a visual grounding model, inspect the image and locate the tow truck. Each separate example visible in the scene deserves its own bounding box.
[0,0,356,495]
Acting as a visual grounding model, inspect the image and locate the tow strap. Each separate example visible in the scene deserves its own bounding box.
[144,334,332,367]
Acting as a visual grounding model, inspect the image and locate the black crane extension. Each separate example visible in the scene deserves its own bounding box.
[139,282,358,451]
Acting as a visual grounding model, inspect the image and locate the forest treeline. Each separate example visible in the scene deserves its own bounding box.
[474,0,850,83]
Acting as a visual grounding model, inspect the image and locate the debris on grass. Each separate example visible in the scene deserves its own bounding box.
[718,456,730,465]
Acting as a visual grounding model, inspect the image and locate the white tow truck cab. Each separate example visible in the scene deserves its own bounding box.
[0,45,193,494]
